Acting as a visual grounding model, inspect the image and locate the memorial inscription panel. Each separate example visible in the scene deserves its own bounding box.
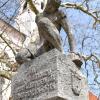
[12,66,58,99]
[12,49,89,100]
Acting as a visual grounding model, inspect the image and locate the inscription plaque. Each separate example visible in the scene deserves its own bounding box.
[12,49,89,100]
[13,69,57,99]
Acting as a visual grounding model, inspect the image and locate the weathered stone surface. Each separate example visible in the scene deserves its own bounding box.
[0,77,4,100]
[11,49,89,100]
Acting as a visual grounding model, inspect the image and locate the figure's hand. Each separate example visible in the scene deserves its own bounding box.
[15,48,34,64]
[15,53,26,65]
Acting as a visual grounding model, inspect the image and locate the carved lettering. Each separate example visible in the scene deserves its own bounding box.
[13,69,57,99]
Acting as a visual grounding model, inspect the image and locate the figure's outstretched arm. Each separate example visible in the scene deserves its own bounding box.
[36,17,63,52]
[0,18,26,43]
[59,11,76,52]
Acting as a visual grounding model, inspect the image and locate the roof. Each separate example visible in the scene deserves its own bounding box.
[89,92,98,100]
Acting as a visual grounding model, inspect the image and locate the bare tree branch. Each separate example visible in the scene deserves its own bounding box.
[0,34,16,55]
[0,0,10,8]
[83,53,100,64]
[61,2,100,25]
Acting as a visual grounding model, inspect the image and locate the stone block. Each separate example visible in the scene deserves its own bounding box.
[11,49,89,100]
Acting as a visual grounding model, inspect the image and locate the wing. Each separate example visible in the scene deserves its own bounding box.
[0,19,26,43]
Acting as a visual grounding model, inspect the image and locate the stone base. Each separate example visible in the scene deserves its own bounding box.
[11,49,89,100]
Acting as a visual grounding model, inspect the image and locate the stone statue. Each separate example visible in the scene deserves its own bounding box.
[15,0,75,64]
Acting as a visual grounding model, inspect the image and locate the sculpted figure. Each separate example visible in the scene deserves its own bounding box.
[15,0,75,64]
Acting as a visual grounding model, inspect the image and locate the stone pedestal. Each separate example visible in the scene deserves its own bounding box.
[11,49,89,100]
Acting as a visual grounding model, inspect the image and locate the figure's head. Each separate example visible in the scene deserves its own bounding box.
[44,0,61,13]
